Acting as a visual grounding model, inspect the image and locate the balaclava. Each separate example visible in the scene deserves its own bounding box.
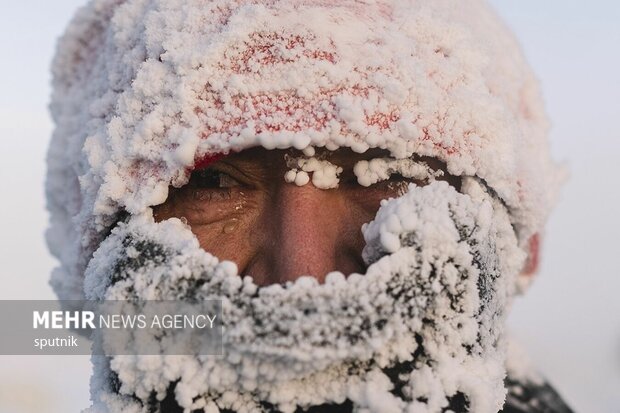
[46,0,566,412]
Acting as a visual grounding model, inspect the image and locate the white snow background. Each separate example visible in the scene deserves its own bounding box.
[0,1,618,412]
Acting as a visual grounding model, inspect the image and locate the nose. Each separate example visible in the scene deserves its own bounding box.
[250,182,365,285]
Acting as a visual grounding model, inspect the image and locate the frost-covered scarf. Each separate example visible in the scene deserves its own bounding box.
[84,178,526,413]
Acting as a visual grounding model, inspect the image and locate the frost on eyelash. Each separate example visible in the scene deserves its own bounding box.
[282,156,441,190]
[353,158,443,187]
[83,180,526,413]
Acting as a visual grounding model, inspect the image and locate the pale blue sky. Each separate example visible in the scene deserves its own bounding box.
[0,1,618,412]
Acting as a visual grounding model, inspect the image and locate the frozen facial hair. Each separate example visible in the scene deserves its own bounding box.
[83,178,525,413]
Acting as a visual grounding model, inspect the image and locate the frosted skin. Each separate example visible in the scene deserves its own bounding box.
[83,180,526,413]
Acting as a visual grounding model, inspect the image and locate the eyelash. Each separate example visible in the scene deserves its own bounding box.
[191,168,242,189]
[341,172,427,187]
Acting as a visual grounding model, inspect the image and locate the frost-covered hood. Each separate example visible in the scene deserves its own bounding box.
[46,0,562,302]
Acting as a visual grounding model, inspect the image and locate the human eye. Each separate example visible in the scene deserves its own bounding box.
[153,161,258,226]
[183,165,250,204]
[370,173,420,193]
[350,158,436,188]
[190,168,242,189]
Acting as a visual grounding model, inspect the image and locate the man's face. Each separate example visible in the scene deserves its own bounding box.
[153,147,459,285]
[92,145,522,413]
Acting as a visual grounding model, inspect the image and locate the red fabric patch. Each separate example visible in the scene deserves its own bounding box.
[523,233,540,275]
[193,153,227,170]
